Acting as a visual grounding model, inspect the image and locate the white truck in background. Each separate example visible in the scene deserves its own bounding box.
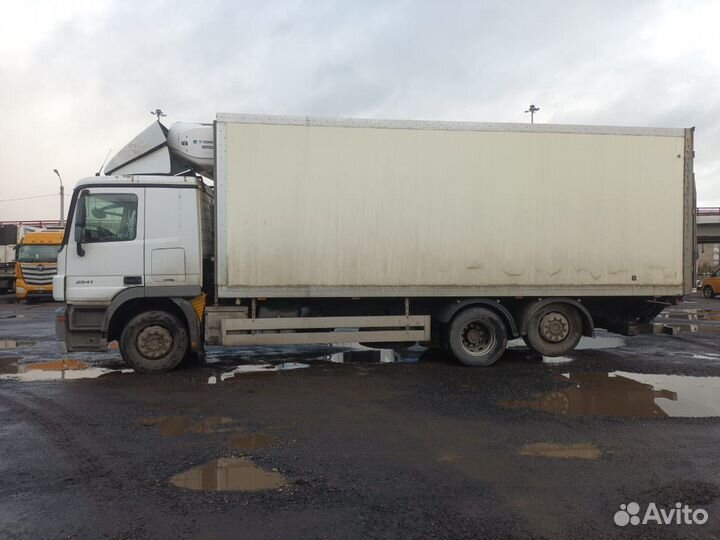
[54,113,695,372]
[0,224,21,292]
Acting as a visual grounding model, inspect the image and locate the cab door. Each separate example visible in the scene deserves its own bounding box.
[64,187,145,303]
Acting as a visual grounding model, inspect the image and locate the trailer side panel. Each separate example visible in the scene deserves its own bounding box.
[216,118,688,298]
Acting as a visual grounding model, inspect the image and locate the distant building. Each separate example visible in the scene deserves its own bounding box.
[697,243,720,275]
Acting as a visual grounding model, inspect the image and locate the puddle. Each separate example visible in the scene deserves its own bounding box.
[575,335,624,349]
[542,356,573,364]
[0,339,36,349]
[325,346,425,364]
[140,416,276,451]
[691,353,720,360]
[228,432,276,450]
[140,416,235,437]
[0,359,133,381]
[170,457,287,491]
[327,349,396,363]
[27,359,89,370]
[500,371,720,418]
[204,346,425,380]
[520,442,602,460]
[208,362,310,384]
[508,334,624,351]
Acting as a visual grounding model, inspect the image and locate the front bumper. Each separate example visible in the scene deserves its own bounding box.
[27,290,53,297]
[55,306,68,353]
[16,282,53,300]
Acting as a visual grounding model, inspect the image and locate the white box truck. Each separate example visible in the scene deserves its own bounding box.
[53,113,696,372]
[0,224,21,292]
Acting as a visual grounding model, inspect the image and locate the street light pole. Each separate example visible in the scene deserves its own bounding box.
[524,104,540,124]
[53,169,64,225]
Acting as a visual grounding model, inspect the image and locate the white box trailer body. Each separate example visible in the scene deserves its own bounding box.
[0,245,14,265]
[0,224,23,292]
[0,224,21,264]
[215,115,695,299]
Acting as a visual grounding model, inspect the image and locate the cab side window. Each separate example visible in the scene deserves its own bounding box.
[80,193,138,243]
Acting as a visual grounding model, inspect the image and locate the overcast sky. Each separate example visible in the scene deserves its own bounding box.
[1,0,719,220]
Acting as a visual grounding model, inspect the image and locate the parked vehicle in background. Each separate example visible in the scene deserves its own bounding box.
[1,221,64,294]
[54,113,695,372]
[701,270,720,298]
[16,230,64,302]
[0,224,21,292]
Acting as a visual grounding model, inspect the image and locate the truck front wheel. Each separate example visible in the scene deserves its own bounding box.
[703,285,715,298]
[524,303,582,357]
[447,307,507,366]
[120,310,189,373]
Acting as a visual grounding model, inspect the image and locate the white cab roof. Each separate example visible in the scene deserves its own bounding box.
[75,175,206,189]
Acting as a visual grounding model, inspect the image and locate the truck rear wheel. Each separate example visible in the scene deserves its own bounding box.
[447,307,507,366]
[524,303,582,357]
[120,310,189,373]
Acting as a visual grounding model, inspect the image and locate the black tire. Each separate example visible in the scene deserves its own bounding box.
[120,310,188,373]
[703,285,715,299]
[446,307,507,366]
[524,303,582,357]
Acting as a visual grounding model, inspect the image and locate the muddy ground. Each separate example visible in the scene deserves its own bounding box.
[1,294,719,539]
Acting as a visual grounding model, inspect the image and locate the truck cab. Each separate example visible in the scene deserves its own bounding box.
[54,175,213,355]
[16,230,64,302]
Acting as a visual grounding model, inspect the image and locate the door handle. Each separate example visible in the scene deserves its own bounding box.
[123,276,142,285]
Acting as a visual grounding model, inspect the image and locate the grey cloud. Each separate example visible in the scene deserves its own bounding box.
[1,0,719,219]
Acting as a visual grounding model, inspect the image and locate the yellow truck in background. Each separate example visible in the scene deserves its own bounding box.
[15,230,64,302]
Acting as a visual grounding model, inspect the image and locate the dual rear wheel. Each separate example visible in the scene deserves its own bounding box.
[446,303,583,366]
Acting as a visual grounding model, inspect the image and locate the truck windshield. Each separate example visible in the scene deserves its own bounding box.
[80,193,138,242]
[16,245,60,263]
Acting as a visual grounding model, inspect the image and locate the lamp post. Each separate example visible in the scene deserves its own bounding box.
[525,104,540,124]
[53,169,64,225]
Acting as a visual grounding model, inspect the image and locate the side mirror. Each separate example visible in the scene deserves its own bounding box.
[74,191,88,256]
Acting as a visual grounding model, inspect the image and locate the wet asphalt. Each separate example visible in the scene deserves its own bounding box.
[1,294,720,539]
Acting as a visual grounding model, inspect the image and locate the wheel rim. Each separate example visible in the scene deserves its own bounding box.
[460,320,496,356]
[136,325,173,360]
[538,311,570,343]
